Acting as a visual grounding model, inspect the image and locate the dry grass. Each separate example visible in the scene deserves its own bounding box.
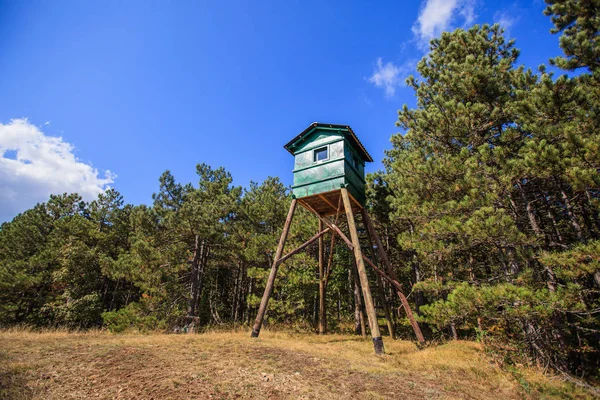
[0,328,592,399]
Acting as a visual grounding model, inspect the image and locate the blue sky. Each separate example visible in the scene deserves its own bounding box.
[0,0,563,221]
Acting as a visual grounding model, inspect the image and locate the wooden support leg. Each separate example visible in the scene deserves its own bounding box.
[251,199,297,338]
[361,210,425,344]
[318,220,327,334]
[341,188,384,354]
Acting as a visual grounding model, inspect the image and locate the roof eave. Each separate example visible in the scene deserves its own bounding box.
[284,122,373,163]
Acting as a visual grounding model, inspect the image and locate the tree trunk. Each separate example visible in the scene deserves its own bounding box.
[187,235,204,317]
[544,264,557,292]
[196,243,210,314]
[209,278,223,324]
[318,220,327,334]
[477,317,484,342]
[450,323,458,340]
[586,189,600,232]
[232,261,241,321]
[546,200,564,245]
[526,199,543,237]
[594,272,600,290]
[352,265,367,338]
[506,247,519,275]
[581,197,599,239]
[245,278,254,324]
[412,261,425,314]
[235,264,247,323]
[518,184,544,238]
[337,288,341,324]
[313,293,318,327]
[507,193,521,222]
[497,247,512,278]
[561,189,585,243]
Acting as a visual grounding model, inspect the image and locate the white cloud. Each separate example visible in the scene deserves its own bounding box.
[412,0,477,49]
[368,58,412,97]
[494,11,518,37]
[367,0,477,97]
[0,119,115,221]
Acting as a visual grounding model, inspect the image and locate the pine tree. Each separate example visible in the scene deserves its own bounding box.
[544,0,600,73]
[378,22,600,378]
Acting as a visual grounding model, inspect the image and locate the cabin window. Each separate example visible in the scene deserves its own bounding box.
[313,146,328,162]
[352,154,360,169]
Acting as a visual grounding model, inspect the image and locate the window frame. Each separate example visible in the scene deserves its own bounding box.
[313,146,329,163]
[352,153,360,169]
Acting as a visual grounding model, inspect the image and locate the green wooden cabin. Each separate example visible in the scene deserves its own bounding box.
[284,123,373,213]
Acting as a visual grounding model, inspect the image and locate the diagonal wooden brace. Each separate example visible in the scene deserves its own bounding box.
[276,227,331,266]
[298,200,353,248]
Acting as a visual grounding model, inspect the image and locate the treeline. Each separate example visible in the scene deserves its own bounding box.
[0,169,373,333]
[0,0,599,383]
[0,172,325,331]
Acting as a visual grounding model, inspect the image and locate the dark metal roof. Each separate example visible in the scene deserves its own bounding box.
[283,122,373,162]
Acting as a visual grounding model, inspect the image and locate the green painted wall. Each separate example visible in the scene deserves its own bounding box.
[343,144,366,204]
[294,139,344,170]
[293,131,344,155]
[290,128,366,204]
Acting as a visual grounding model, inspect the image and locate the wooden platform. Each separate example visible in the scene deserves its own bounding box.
[296,189,363,216]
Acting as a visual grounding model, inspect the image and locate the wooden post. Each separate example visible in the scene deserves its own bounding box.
[341,188,384,354]
[318,219,327,334]
[361,210,425,343]
[251,199,297,337]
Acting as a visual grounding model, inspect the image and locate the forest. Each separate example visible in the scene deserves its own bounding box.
[1,0,599,385]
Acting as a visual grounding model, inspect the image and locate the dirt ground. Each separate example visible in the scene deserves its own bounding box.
[0,329,592,399]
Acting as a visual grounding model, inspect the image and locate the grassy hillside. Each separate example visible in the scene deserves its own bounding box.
[0,329,592,399]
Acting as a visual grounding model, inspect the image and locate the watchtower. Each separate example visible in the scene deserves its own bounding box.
[285,123,372,209]
[250,122,424,354]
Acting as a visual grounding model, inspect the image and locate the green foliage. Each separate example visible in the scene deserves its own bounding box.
[102,303,164,333]
[539,240,600,279]
[375,16,600,381]
[418,281,597,378]
[1,2,599,387]
[544,0,600,73]
[0,191,136,328]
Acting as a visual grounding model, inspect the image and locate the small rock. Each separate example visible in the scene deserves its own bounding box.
[261,372,274,382]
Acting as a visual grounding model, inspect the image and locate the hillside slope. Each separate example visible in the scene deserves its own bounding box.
[0,330,591,399]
